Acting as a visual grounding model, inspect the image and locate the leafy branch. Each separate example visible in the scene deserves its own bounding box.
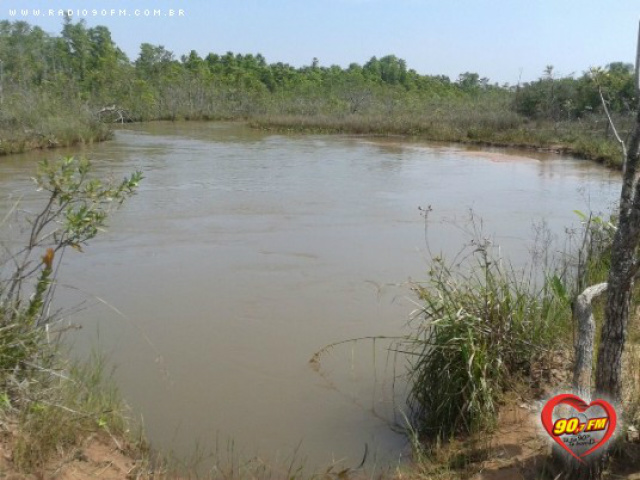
[2,156,142,328]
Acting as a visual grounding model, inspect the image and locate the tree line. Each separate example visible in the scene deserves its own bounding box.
[0,18,635,119]
[0,18,637,163]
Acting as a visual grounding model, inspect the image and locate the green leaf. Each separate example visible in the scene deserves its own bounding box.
[548,275,569,305]
[573,209,587,221]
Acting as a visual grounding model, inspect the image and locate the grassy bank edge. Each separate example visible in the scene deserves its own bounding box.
[2,114,625,172]
[0,126,113,156]
[249,114,625,168]
[0,351,156,478]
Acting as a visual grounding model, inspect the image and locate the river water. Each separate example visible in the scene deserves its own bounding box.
[0,122,621,471]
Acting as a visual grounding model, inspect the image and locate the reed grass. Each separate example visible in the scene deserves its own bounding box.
[403,239,572,439]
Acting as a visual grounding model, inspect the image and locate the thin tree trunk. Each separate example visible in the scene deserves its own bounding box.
[595,230,638,399]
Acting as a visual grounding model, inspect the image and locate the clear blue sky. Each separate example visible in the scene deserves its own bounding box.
[2,0,639,84]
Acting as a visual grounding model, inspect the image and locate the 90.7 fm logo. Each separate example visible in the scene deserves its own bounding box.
[541,393,618,464]
[551,416,609,436]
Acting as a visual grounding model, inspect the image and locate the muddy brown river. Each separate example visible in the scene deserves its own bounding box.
[0,122,621,471]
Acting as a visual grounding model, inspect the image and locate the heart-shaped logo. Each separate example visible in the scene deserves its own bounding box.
[541,394,617,464]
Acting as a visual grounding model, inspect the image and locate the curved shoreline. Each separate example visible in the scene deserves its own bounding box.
[248,117,624,169]
[2,118,623,173]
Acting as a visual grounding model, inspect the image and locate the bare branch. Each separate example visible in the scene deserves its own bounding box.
[636,18,640,97]
[598,87,627,157]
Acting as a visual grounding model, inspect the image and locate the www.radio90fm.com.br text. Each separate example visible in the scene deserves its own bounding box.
[8,8,185,18]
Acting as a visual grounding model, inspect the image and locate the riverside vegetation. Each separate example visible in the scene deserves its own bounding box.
[0,18,637,166]
[1,16,640,480]
[0,157,147,476]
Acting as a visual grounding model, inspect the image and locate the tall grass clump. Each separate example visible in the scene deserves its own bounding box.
[405,238,573,440]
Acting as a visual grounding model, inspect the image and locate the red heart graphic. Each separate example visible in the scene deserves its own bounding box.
[541,394,617,464]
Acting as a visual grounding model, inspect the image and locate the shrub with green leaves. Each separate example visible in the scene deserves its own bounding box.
[0,156,141,384]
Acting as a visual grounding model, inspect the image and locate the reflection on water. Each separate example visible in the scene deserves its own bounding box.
[0,122,621,470]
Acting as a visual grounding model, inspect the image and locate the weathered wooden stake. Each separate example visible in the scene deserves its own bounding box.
[573,282,608,399]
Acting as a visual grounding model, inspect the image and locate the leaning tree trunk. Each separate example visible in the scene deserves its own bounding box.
[566,21,640,480]
[596,24,640,402]
[583,119,640,479]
